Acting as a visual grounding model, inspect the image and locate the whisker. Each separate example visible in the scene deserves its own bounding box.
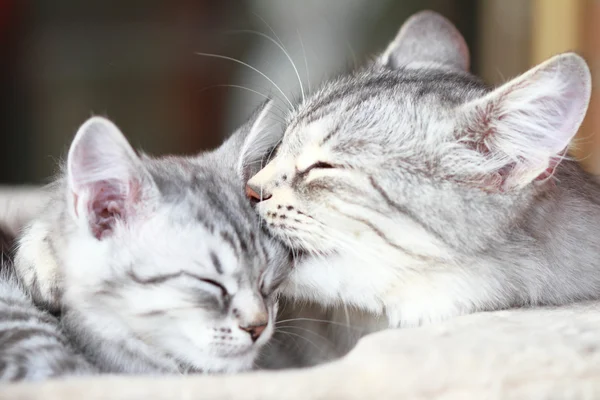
[252,12,286,48]
[297,29,311,95]
[275,317,362,331]
[276,329,325,353]
[195,52,294,110]
[345,39,358,69]
[197,84,287,115]
[226,30,305,104]
[342,302,351,333]
[273,330,303,354]
[276,325,334,344]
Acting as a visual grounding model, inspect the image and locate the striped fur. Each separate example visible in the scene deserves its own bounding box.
[11,108,290,376]
[0,228,94,382]
[248,10,598,342]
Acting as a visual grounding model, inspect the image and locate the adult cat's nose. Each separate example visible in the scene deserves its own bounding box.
[239,322,267,342]
[245,184,272,202]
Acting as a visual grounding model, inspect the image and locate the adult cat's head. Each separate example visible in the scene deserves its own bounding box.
[248,11,591,255]
[16,114,290,374]
[246,11,591,316]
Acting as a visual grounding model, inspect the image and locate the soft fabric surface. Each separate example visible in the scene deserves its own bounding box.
[2,301,600,399]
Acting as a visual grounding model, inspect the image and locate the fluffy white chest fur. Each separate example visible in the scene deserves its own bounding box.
[282,245,498,328]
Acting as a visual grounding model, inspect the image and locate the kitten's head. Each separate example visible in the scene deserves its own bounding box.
[60,116,289,373]
[247,11,591,258]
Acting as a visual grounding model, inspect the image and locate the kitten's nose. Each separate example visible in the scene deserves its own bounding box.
[239,322,267,342]
[245,184,272,202]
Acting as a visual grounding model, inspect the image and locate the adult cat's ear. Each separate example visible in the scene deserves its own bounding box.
[67,116,155,239]
[379,10,469,72]
[237,100,283,182]
[460,53,591,192]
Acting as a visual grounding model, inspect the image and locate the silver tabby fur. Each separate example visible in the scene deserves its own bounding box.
[248,10,598,365]
[0,229,95,381]
[8,104,290,379]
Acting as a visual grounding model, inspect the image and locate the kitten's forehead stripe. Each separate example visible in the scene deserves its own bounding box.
[220,231,241,259]
[142,154,281,295]
[319,123,342,146]
[195,212,215,234]
[210,251,223,274]
[146,160,262,265]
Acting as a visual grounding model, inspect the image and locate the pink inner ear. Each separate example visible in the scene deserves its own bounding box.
[84,179,141,240]
[535,148,568,184]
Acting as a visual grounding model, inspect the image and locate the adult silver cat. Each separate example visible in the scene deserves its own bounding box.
[248,10,596,328]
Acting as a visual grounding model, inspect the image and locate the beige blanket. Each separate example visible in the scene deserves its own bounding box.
[3,301,600,400]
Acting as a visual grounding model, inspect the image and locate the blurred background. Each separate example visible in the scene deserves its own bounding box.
[0,0,597,184]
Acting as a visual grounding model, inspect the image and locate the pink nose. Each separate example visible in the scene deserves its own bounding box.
[239,323,267,342]
[245,184,271,202]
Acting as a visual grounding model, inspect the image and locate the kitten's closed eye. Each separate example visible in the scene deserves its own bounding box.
[197,278,229,299]
[130,270,229,299]
[299,162,336,176]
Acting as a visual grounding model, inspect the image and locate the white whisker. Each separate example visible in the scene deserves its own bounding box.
[252,12,285,47]
[345,40,358,69]
[195,52,294,110]
[227,30,305,104]
[276,317,363,331]
[197,84,287,115]
[297,29,311,95]
[276,325,333,344]
[276,329,325,353]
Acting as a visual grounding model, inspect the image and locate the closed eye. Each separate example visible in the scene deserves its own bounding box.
[129,270,229,298]
[298,162,336,176]
[195,277,229,299]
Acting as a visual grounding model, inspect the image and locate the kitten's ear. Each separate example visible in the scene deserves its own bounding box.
[237,100,283,182]
[379,10,469,72]
[461,53,591,191]
[67,117,155,239]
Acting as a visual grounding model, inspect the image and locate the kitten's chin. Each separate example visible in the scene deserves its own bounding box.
[203,353,257,374]
[179,349,258,375]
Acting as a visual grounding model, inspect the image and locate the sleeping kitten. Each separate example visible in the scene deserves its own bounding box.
[247,11,598,330]
[12,107,290,376]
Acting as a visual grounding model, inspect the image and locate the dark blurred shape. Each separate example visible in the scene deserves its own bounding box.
[1,0,250,183]
[0,0,30,183]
